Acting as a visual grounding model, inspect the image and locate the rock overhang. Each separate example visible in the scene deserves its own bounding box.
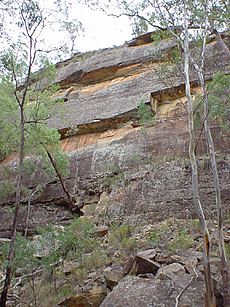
[46,32,230,134]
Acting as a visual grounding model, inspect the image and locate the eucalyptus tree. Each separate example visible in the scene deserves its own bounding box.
[0,1,83,305]
[83,0,230,305]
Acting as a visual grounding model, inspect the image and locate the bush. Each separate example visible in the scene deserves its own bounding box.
[137,101,155,125]
[82,249,110,271]
[148,219,195,252]
[167,230,194,252]
[37,218,97,265]
[108,225,137,252]
[0,234,39,274]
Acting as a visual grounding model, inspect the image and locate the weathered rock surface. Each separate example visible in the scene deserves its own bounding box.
[58,286,107,307]
[100,275,205,307]
[48,35,230,131]
[130,252,160,275]
[0,203,74,238]
[1,32,230,237]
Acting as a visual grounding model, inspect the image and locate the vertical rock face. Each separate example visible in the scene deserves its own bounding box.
[0,32,230,234]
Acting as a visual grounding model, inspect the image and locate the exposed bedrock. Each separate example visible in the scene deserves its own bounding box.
[0,32,230,236]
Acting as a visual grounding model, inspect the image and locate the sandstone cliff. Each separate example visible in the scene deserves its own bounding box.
[1,31,230,307]
[0,32,230,237]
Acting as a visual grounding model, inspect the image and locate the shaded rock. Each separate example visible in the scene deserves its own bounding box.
[123,255,136,275]
[130,254,160,275]
[126,31,156,47]
[104,263,125,288]
[100,275,205,307]
[197,257,221,277]
[0,202,74,238]
[95,226,109,238]
[58,286,107,307]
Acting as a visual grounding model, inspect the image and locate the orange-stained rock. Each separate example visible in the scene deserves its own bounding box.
[1,32,230,237]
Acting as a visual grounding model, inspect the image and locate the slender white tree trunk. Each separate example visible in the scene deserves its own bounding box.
[190,7,230,303]
[182,1,215,306]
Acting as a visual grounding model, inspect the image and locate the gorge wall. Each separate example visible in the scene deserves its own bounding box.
[0,32,230,237]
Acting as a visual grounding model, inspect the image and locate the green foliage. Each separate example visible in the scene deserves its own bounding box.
[170,47,181,64]
[194,73,230,130]
[149,219,195,252]
[137,101,155,125]
[131,17,148,36]
[149,222,169,247]
[0,181,15,202]
[167,230,194,252]
[208,73,230,129]
[151,30,172,44]
[0,54,70,187]
[117,0,229,36]
[37,218,96,265]
[57,218,96,260]
[0,77,20,155]
[193,94,204,129]
[0,55,62,155]
[82,248,110,271]
[0,218,98,278]
[0,234,39,273]
[225,213,230,224]
[108,224,137,253]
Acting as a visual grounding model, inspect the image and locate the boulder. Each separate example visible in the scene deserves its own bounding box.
[156,263,185,280]
[136,249,157,259]
[104,263,125,288]
[58,286,106,307]
[100,275,205,307]
[130,254,160,275]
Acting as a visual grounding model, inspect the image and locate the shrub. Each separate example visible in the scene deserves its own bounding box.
[137,101,155,125]
[108,224,137,252]
[82,249,110,271]
[0,234,39,274]
[148,219,195,252]
[167,230,194,252]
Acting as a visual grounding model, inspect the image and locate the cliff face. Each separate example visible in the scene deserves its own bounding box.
[0,32,230,237]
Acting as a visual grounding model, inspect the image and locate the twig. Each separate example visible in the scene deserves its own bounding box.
[175,263,198,307]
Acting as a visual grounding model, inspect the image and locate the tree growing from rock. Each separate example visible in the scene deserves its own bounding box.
[0,1,83,305]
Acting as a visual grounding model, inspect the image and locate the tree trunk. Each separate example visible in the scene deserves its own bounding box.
[198,72,230,306]
[182,1,215,306]
[45,149,83,216]
[0,110,25,307]
[190,17,230,304]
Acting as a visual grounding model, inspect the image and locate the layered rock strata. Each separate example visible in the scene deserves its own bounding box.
[0,32,230,236]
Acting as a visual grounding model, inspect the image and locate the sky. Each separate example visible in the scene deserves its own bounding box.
[0,1,134,64]
[39,1,134,55]
[70,4,133,52]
